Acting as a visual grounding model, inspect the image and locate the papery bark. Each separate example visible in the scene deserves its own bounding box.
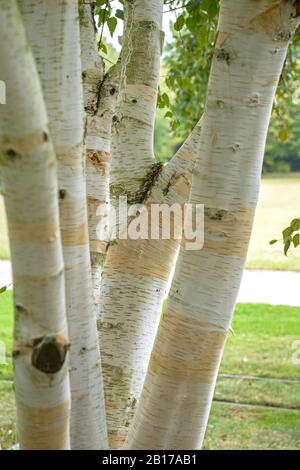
[20,0,107,449]
[0,0,70,450]
[126,0,300,450]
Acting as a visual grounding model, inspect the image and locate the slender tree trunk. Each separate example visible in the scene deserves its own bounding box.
[99,0,205,447]
[20,0,107,449]
[0,0,70,450]
[98,0,164,447]
[79,0,118,307]
[126,0,300,450]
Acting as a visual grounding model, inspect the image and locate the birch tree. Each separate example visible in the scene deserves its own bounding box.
[98,0,203,447]
[1,0,300,451]
[0,0,70,450]
[126,0,300,450]
[20,0,107,450]
[79,1,118,305]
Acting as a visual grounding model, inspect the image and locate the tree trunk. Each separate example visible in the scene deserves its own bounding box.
[0,0,70,450]
[126,0,300,450]
[98,0,165,447]
[20,0,107,449]
[98,0,206,448]
[79,0,118,307]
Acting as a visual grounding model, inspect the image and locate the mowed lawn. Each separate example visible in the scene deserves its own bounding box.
[1,291,300,449]
[1,173,300,269]
[246,173,300,271]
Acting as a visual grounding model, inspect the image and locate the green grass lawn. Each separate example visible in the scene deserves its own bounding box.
[246,173,300,271]
[1,290,300,449]
[1,173,300,269]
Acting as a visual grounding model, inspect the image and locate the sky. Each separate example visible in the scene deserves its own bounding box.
[101,1,176,53]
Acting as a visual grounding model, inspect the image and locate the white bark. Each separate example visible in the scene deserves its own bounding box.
[0,0,70,450]
[79,1,118,306]
[126,0,300,450]
[99,121,200,448]
[20,0,107,449]
[98,0,166,447]
[98,0,205,447]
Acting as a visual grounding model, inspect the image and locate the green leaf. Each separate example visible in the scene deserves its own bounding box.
[293,233,300,248]
[99,42,107,54]
[174,14,185,32]
[0,285,7,294]
[171,119,180,131]
[166,76,175,90]
[162,92,170,107]
[284,237,291,256]
[164,111,173,118]
[115,9,124,20]
[269,239,278,245]
[186,16,198,33]
[282,226,293,239]
[98,8,109,25]
[291,218,300,230]
[107,16,117,36]
[278,129,289,142]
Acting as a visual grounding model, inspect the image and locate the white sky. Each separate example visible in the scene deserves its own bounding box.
[102,2,176,53]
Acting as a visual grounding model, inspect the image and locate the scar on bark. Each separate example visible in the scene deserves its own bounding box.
[0,148,22,163]
[205,208,227,221]
[87,149,109,175]
[214,48,231,64]
[110,162,163,204]
[13,335,70,374]
[31,337,70,373]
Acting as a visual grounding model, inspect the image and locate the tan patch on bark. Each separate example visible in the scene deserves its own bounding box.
[56,144,83,166]
[105,235,178,280]
[247,0,291,34]
[8,218,58,244]
[17,401,70,450]
[87,149,109,176]
[5,129,49,154]
[109,428,128,449]
[148,308,227,384]
[61,224,89,246]
[182,207,254,258]
[124,84,157,102]
[90,240,108,254]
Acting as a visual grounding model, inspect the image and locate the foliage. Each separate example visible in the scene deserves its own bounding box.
[160,0,219,138]
[93,0,123,61]
[93,2,300,174]
[161,1,300,174]
[270,216,300,255]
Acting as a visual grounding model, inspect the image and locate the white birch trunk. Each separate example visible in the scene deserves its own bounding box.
[79,1,118,306]
[0,0,70,449]
[98,0,204,447]
[98,0,165,447]
[126,0,300,450]
[20,0,107,449]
